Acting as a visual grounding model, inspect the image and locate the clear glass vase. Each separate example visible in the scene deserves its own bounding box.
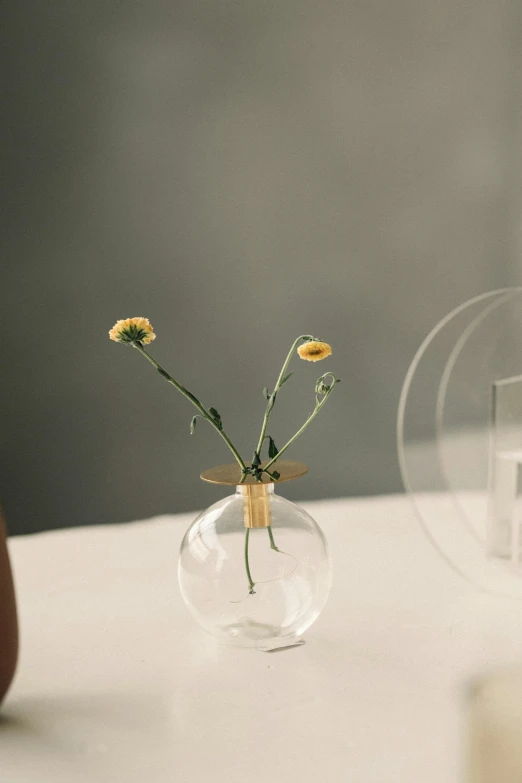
[178,483,332,649]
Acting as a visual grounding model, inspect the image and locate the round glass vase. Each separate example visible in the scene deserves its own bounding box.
[178,477,332,649]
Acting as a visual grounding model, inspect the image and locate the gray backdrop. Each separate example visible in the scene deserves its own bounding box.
[2,0,520,534]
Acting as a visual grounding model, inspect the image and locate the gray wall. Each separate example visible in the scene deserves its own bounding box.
[1,0,519,534]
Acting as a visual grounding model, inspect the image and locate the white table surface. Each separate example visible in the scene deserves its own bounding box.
[3,494,522,783]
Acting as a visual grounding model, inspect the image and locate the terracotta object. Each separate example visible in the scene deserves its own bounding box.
[0,513,18,703]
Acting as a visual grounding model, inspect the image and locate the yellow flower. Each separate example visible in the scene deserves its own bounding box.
[109,317,156,345]
[297,340,332,362]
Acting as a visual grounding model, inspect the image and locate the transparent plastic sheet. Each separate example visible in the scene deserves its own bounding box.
[397,288,522,597]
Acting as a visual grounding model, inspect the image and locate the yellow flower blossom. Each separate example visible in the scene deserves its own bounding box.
[297,340,332,362]
[109,317,156,345]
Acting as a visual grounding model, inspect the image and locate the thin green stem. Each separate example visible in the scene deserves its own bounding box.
[254,335,313,458]
[244,528,256,593]
[267,525,280,552]
[133,342,247,471]
[262,379,338,472]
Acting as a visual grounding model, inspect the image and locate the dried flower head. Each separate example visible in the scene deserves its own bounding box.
[297,340,332,362]
[109,317,156,345]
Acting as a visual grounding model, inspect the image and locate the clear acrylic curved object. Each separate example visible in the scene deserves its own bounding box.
[397,287,522,597]
[178,485,332,648]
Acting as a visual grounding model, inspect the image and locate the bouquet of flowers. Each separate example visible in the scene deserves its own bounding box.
[109,317,339,484]
[110,318,339,608]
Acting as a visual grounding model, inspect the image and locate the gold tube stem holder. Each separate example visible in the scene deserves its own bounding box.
[240,484,272,529]
[199,460,309,530]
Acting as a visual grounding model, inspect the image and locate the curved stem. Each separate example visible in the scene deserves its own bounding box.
[262,380,338,472]
[254,335,313,458]
[133,342,247,470]
[244,528,256,593]
[267,525,280,552]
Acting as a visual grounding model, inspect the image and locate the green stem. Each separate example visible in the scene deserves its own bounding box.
[267,525,280,552]
[133,342,247,471]
[244,528,256,594]
[262,380,338,472]
[254,335,313,458]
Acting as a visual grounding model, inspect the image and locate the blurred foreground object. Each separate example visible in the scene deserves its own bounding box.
[0,512,18,703]
[467,667,522,782]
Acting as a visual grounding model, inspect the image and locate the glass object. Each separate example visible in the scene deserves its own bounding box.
[397,287,522,595]
[178,477,331,649]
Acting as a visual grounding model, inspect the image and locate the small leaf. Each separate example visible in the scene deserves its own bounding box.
[251,451,261,468]
[268,436,279,460]
[263,386,270,400]
[208,407,223,430]
[271,470,280,480]
[279,372,293,387]
[190,416,197,435]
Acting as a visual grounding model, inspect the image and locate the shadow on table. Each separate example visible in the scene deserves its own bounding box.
[0,691,176,779]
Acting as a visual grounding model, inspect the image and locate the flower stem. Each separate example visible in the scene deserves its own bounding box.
[267,525,280,552]
[244,528,256,593]
[132,342,247,471]
[254,335,313,459]
[262,375,339,472]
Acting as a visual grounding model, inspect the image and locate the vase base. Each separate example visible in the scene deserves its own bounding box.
[216,618,303,650]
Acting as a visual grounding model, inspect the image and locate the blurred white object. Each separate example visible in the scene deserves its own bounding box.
[489,376,522,562]
[467,667,522,783]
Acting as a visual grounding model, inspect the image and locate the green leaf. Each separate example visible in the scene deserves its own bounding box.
[208,407,223,430]
[268,436,279,459]
[263,386,270,400]
[271,470,280,480]
[279,372,293,387]
[190,416,197,435]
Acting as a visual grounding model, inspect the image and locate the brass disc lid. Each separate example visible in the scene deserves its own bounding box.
[200,460,309,486]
